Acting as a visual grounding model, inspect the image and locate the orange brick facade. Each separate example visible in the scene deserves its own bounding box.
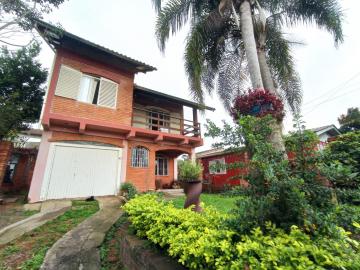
[49,49,134,126]
[50,131,124,148]
[31,48,199,194]
[126,140,191,191]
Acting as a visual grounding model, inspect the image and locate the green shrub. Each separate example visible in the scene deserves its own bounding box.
[336,188,360,204]
[324,131,360,188]
[178,160,203,182]
[120,182,137,200]
[332,204,360,233]
[123,194,360,270]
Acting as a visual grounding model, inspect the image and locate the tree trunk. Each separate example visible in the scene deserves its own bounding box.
[257,36,276,93]
[257,32,286,154]
[240,0,263,89]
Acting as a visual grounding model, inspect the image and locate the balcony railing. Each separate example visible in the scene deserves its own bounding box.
[132,107,200,137]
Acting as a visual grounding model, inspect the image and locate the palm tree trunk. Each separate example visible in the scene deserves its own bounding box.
[257,32,286,154]
[257,36,276,93]
[240,0,263,89]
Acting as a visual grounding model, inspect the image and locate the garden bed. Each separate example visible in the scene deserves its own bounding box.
[100,215,185,270]
[0,200,99,269]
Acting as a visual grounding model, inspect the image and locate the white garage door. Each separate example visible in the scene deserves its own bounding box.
[41,143,122,200]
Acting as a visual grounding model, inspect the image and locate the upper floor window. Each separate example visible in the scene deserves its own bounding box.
[209,158,226,175]
[78,75,100,104]
[148,109,170,132]
[55,65,118,108]
[131,146,149,167]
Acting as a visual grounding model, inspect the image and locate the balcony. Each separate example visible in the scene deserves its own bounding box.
[132,107,201,137]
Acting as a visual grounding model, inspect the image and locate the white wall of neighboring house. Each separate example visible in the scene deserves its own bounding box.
[318,132,331,143]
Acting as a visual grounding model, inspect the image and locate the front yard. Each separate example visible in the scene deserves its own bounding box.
[0,200,99,270]
[171,193,241,214]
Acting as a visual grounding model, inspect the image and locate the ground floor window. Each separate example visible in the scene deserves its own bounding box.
[209,158,226,174]
[131,146,149,167]
[155,155,168,176]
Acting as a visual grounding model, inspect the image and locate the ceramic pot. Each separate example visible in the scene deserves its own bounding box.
[183,181,202,212]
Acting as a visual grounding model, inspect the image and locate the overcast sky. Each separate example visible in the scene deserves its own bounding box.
[37,0,360,151]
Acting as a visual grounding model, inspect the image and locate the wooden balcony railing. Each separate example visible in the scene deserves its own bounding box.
[132,107,201,137]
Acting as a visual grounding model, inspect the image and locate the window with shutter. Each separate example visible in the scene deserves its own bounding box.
[55,65,82,99]
[98,78,118,108]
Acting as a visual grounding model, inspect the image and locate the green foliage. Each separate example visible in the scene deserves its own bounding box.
[120,182,137,200]
[336,188,360,204]
[154,0,343,113]
[207,115,336,234]
[331,204,360,233]
[178,160,203,182]
[0,43,47,141]
[323,131,360,188]
[0,0,65,31]
[338,107,360,133]
[124,194,360,269]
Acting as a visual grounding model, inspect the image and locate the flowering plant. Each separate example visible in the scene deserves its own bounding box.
[231,89,284,121]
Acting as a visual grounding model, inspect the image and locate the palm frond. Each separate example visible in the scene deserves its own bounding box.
[151,0,162,13]
[155,0,194,52]
[266,19,302,114]
[261,0,344,45]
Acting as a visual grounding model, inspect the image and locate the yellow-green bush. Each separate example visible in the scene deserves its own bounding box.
[123,194,360,269]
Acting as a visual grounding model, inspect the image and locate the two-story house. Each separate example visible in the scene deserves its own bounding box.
[28,21,214,202]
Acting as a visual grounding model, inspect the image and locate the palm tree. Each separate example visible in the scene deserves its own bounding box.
[153,0,343,152]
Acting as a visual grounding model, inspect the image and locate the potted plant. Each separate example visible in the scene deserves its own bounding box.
[178,160,203,212]
[231,89,284,122]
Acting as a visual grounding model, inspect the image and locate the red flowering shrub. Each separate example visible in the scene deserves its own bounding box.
[231,89,285,121]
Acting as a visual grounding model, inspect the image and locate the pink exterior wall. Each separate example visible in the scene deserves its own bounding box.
[28,131,52,202]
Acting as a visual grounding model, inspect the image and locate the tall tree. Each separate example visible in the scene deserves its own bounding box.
[153,0,343,152]
[0,43,47,141]
[0,0,65,47]
[338,107,360,133]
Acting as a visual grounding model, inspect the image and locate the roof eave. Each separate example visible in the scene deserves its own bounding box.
[134,85,215,111]
[34,20,156,74]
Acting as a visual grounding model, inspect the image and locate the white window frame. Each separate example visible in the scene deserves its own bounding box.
[131,146,149,168]
[155,155,168,176]
[209,158,226,175]
[77,74,100,104]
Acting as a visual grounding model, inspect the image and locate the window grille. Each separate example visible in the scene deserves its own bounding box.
[131,146,149,167]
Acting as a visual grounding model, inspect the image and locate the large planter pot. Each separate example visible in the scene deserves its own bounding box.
[183,181,202,212]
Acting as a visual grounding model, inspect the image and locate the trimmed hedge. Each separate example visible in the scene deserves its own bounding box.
[123,194,360,269]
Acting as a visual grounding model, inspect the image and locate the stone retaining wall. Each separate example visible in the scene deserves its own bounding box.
[117,223,186,270]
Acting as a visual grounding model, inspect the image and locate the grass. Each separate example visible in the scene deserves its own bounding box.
[0,200,99,270]
[171,193,241,214]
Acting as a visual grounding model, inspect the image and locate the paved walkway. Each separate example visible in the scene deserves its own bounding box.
[0,200,71,245]
[41,196,123,270]
[159,188,185,198]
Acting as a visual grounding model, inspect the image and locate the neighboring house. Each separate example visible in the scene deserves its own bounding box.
[196,148,249,192]
[0,129,41,194]
[308,125,341,150]
[197,125,341,191]
[27,21,214,202]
